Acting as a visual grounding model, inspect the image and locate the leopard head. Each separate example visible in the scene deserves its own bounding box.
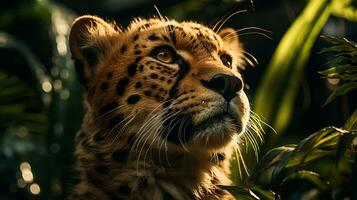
[69,15,250,154]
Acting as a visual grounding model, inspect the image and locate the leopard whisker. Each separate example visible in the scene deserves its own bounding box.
[213,9,249,33]
[239,31,273,40]
[94,105,126,122]
[134,101,171,171]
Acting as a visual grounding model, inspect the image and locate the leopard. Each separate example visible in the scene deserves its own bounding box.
[67,14,251,200]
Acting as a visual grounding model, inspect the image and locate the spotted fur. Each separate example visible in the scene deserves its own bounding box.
[67,15,251,200]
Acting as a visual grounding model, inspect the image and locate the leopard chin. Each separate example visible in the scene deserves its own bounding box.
[189,113,241,150]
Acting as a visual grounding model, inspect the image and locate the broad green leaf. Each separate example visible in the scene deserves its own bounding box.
[254,0,333,141]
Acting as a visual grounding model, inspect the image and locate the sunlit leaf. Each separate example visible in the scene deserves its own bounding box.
[250,185,277,200]
[253,0,333,140]
[219,185,278,200]
[331,0,357,21]
[344,109,357,130]
[250,145,295,183]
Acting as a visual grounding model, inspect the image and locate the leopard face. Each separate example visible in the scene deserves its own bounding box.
[69,15,250,154]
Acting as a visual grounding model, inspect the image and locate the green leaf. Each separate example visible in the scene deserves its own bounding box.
[219,185,278,200]
[270,127,343,185]
[250,185,277,200]
[344,108,357,130]
[319,36,357,105]
[318,64,357,76]
[331,0,357,21]
[253,0,333,140]
[323,82,357,106]
[280,170,330,193]
[249,145,295,183]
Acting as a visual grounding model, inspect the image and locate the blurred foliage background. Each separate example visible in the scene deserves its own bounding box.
[0,0,356,199]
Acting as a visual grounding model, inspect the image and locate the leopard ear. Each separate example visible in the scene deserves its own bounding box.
[69,15,117,87]
[218,28,241,51]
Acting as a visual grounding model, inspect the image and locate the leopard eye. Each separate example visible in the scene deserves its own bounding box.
[220,54,232,68]
[154,48,174,63]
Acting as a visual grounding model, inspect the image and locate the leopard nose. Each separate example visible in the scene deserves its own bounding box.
[205,74,243,102]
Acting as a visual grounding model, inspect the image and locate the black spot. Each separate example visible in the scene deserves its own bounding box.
[87,171,102,185]
[117,185,131,195]
[107,72,113,79]
[109,114,125,129]
[139,65,144,71]
[138,177,148,189]
[74,60,87,88]
[95,165,109,174]
[99,102,119,116]
[127,64,137,77]
[121,45,127,54]
[135,81,142,88]
[81,138,94,149]
[100,82,109,91]
[70,193,80,198]
[217,153,226,161]
[155,94,162,101]
[150,73,158,79]
[159,77,166,81]
[116,77,130,96]
[77,131,86,139]
[82,48,98,67]
[134,44,139,49]
[167,79,172,84]
[135,56,142,63]
[151,84,157,89]
[134,50,141,55]
[127,95,141,104]
[112,149,129,162]
[93,131,105,141]
[127,135,136,145]
[162,35,170,42]
[83,192,95,198]
[96,153,106,161]
[211,176,219,184]
[144,91,151,96]
[133,34,139,41]
[148,34,159,41]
